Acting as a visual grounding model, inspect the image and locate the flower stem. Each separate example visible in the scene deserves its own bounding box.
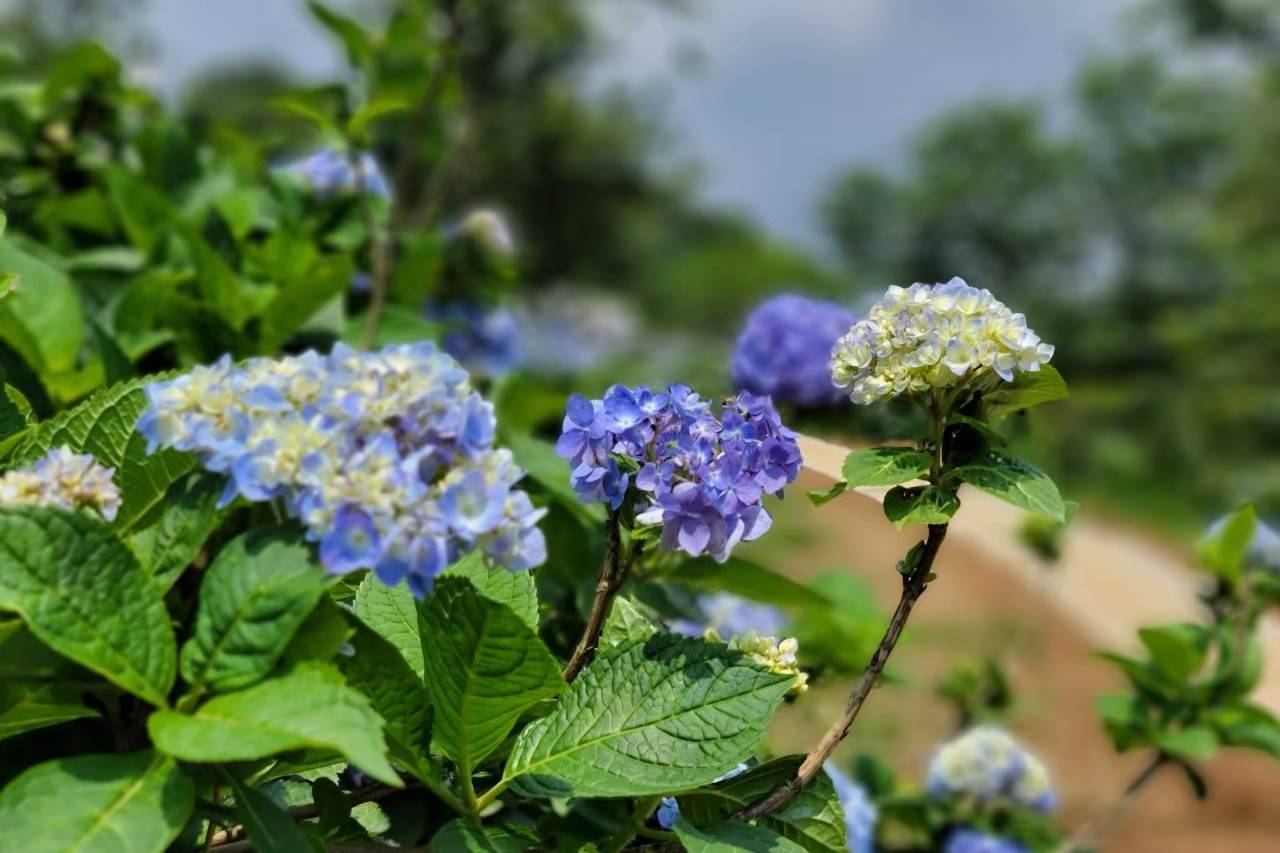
[739,522,949,818]
[602,795,662,853]
[563,508,640,682]
[352,151,392,351]
[1057,753,1167,853]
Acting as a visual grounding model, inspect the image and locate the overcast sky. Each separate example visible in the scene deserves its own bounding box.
[138,0,1136,250]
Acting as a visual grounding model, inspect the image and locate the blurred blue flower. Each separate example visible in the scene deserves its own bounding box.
[428,300,523,378]
[927,726,1055,813]
[557,384,801,563]
[943,829,1028,853]
[276,149,390,198]
[138,342,544,595]
[732,294,855,407]
[824,763,878,853]
[671,592,788,639]
[655,763,750,830]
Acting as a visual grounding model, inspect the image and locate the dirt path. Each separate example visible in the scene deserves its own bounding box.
[746,436,1280,853]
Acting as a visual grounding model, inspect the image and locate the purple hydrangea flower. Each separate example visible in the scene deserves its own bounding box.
[275,149,390,198]
[427,300,523,378]
[731,294,856,407]
[825,763,878,853]
[943,829,1028,853]
[671,592,788,639]
[137,343,544,595]
[556,384,802,562]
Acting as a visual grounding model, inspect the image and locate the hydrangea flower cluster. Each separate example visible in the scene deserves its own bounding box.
[831,278,1055,405]
[825,763,878,853]
[276,149,391,199]
[555,385,802,562]
[428,301,523,377]
[136,343,545,595]
[943,829,1028,853]
[0,447,121,521]
[732,294,856,407]
[926,726,1055,812]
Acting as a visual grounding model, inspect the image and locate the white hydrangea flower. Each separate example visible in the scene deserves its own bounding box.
[0,446,122,521]
[926,725,1055,812]
[831,278,1054,405]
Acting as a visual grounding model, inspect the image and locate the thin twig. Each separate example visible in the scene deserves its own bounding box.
[740,522,949,819]
[353,151,392,351]
[1057,753,1167,852]
[562,509,642,682]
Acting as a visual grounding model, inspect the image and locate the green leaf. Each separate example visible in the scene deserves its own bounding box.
[1197,505,1256,584]
[419,576,563,767]
[1155,726,1218,761]
[353,573,423,679]
[431,819,530,852]
[598,596,664,653]
[8,373,195,530]
[271,94,339,133]
[1214,706,1280,759]
[225,772,319,853]
[675,556,830,609]
[0,684,97,742]
[281,597,353,666]
[180,528,331,696]
[0,237,84,375]
[307,1,373,67]
[348,96,413,138]
[0,751,193,853]
[883,485,960,528]
[339,619,432,780]
[89,318,135,385]
[0,507,177,706]
[127,472,228,591]
[257,256,352,354]
[951,453,1065,522]
[504,633,794,798]
[675,756,849,852]
[1138,624,1209,684]
[148,662,400,786]
[674,817,808,853]
[0,382,32,452]
[443,552,539,631]
[841,447,932,487]
[807,482,847,506]
[505,432,605,525]
[982,364,1068,421]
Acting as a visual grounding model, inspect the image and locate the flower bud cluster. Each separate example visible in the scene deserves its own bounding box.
[732,294,855,407]
[926,726,1055,812]
[137,343,544,595]
[831,278,1054,404]
[0,447,121,521]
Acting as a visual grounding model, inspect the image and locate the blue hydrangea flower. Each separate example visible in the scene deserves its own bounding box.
[732,294,856,407]
[824,763,878,853]
[671,592,787,639]
[927,726,1055,813]
[137,343,544,594]
[275,149,390,198]
[0,446,122,521]
[427,300,523,377]
[943,829,1028,853]
[557,385,802,563]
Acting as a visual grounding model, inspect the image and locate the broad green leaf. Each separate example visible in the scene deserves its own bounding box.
[443,552,539,631]
[226,773,319,853]
[419,576,563,767]
[676,757,849,852]
[0,507,176,706]
[1154,726,1218,761]
[0,237,84,374]
[0,383,32,452]
[1197,505,1256,584]
[1138,624,1209,684]
[127,472,228,591]
[148,662,400,786]
[951,453,1065,522]
[675,556,830,609]
[307,0,373,66]
[339,620,432,780]
[431,820,529,852]
[257,256,352,353]
[841,447,932,487]
[353,573,423,679]
[504,633,794,798]
[0,751,193,853]
[674,817,808,853]
[983,364,1068,421]
[883,485,960,528]
[0,684,97,742]
[8,373,195,530]
[282,597,353,666]
[598,596,664,653]
[180,527,332,695]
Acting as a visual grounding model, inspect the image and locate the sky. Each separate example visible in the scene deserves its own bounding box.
[137,0,1137,251]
